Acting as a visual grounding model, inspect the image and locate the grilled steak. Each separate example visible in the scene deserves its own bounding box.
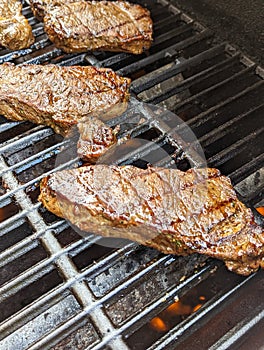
[77,116,120,163]
[0,63,130,136]
[43,1,153,54]
[39,164,264,276]
[0,0,34,50]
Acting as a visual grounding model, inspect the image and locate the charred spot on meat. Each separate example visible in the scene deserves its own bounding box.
[0,0,34,50]
[0,63,130,136]
[41,1,153,54]
[39,164,264,276]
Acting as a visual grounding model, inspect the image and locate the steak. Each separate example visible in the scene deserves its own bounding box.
[0,0,34,50]
[0,63,130,136]
[77,116,120,163]
[43,1,153,54]
[39,164,264,275]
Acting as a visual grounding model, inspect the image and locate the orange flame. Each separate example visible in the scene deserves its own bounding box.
[150,296,207,332]
[192,303,203,312]
[149,317,167,332]
[166,300,192,315]
[256,207,264,216]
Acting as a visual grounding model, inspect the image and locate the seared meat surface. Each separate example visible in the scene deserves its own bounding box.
[0,63,130,136]
[43,1,153,54]
[39,165,264,275]
[0,0,34,50]
[77,116,120,163]
[29,0,77,21]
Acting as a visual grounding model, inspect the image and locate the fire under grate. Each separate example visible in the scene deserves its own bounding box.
[0,1,263,349]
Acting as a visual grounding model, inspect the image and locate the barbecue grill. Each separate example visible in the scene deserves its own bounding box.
[0,1,263,349]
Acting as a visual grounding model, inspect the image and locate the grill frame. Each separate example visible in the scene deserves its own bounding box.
[0,1,263,349]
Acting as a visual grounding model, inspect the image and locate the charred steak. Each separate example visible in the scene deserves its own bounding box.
[43,1,153,54]
[0,0,34,50]
[0,63,130,136]
[39,164,264,276]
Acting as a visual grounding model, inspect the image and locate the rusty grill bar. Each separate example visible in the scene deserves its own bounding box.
[0,1,263,349]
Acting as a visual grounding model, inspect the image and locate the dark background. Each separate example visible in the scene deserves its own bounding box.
[171,0,264,65]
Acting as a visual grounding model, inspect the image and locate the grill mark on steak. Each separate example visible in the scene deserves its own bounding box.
[110,2,148,36]
[179,200,241,243]
[92,15,150,37]
[110,166,157,223]
[39,165,264,275]
[0,63,130,137]
[0,0,35,50]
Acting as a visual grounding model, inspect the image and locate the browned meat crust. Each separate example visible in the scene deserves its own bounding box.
[43,1,153,54]
[0,63,130,136]
[77,116,120,163]
[39,165,264,275]
[0,0,34,50]
[29,0,77,21]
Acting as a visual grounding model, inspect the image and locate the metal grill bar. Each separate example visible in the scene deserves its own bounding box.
[0,220,65,267]
[0,126,53,153]
[209,310,264,350]
[91,263,217,350]
[0,157,78,203]
[25,256,214,350]
[163,65,257,112]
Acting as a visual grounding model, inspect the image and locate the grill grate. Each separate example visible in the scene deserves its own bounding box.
[0,1,263,349]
